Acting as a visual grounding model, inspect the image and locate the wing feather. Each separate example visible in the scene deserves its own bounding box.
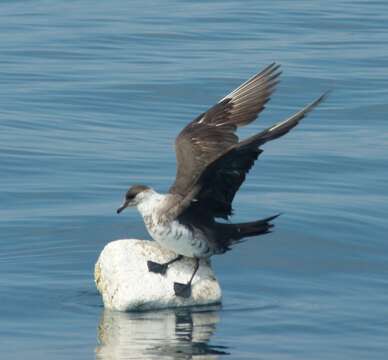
[190,93,328,218]
[170,63,281,196]
[170,93,327,220]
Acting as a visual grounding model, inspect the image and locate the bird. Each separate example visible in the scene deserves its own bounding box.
[117,63,327,298]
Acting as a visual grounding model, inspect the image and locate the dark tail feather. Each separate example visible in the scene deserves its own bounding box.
[215,214,280,253]
[233,214,280,239]
[235,214,280,238]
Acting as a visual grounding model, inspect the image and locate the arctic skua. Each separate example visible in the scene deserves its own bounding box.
[117,63,326,298]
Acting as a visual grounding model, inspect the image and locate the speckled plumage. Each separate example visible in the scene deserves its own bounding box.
[137,190,211,257]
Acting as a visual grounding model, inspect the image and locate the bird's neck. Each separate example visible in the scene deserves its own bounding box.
[136,190,168,217]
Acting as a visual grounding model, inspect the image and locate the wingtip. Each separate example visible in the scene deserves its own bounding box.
[269,61,281,69]
[315,89,332,104]
[302,90,330,114]
[268,63,282,75]
[260,62,281,76]
[266,213,282,222]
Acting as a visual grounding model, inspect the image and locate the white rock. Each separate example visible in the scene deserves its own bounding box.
[95,239,222,311]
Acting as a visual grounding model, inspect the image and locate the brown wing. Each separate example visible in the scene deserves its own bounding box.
[192,93,328,219]
[171,93,328,220]
[169,63,281,196]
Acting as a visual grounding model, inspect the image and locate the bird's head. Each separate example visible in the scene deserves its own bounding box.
[116,184,152,214]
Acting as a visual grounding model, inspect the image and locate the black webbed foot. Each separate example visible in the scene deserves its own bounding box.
[174,282,192,298]
[147,261,168,275]
[147,255,184,275]
[173,258,199,298]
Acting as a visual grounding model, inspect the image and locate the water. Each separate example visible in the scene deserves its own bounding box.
[1,0,387,358]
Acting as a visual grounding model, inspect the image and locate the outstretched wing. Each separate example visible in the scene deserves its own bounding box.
[193,93,328,218]
[169,63,281,196]
[172,93,328,220]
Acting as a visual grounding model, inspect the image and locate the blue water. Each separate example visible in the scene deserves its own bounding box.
[1,0,387,359]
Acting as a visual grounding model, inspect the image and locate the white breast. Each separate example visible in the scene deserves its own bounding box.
[145,215,210,257]
[137,192,209,258]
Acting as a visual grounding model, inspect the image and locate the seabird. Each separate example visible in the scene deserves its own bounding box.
[117,63,326,298]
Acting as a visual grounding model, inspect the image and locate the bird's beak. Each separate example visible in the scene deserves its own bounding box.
[116,200,130,214]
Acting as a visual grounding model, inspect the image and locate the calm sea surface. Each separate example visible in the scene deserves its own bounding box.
[1,1,387,359]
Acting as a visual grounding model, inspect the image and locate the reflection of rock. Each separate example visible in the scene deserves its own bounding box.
[95,240,222,311]
[96,306,229,359]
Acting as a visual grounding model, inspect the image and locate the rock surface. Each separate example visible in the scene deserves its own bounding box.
[95,239,222,311]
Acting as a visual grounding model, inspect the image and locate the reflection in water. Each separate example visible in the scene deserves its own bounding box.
[95,306,229,359]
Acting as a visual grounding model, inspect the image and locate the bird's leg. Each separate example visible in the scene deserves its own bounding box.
[147,255,183,275]
[174,258,200,298]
